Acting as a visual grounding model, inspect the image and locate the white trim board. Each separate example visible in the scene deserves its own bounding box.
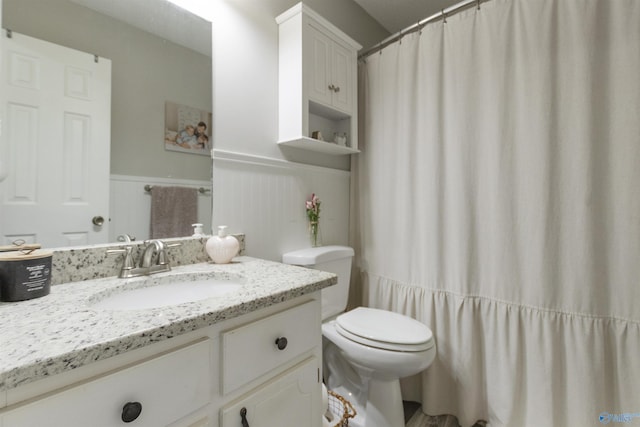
[212,149,351,177]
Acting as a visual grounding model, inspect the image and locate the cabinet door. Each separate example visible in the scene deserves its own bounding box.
[308,26,333,106]
[330,41,353,113]
[220,357,321,427]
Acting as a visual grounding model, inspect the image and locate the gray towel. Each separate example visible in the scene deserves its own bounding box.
[149,186,198,239]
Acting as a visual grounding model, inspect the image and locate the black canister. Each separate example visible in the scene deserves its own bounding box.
[0,250,52,302]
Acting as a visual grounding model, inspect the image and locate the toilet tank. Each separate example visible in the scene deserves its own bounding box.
[282,246,354,321]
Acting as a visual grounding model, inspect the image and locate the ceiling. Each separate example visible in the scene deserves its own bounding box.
[70,0,211,57]
[69,0,462,55]
[353,0,462,34]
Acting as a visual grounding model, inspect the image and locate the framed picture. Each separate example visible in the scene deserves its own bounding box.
[164,101,212,156]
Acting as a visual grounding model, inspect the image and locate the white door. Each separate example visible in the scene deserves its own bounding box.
[0,31,111,248]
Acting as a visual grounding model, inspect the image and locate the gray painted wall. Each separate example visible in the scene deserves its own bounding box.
[2,0,212,181]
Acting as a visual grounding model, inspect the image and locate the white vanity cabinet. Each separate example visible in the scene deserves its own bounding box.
[0,295,322,427]
[276,3,361,155]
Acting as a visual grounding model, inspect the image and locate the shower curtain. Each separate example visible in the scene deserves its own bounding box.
[355,0,640,425]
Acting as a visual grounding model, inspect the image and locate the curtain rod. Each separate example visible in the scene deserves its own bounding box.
[359,0,484,59]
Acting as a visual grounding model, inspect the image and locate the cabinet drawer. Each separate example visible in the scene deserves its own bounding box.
[2,339,211,427]
[221,300,320,394]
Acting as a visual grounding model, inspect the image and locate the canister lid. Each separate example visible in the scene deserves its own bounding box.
[0,250,53,261]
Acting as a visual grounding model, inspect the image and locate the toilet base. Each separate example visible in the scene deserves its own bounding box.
[366,378,404,427]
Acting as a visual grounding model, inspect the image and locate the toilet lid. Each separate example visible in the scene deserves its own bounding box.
[336,307,434,352]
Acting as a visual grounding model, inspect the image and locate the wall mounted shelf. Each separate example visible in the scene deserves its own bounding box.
[278,137,360,155]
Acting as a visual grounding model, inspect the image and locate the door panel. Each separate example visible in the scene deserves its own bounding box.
[331,42,352,113]
[308,25,332,106]
[0,31,111,247]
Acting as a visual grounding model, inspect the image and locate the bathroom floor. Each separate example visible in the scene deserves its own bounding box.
[406,411,463,427]
[404,402,487,427]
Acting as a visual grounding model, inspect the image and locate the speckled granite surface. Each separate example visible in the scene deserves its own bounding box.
[0,257,334,391]
[51,234,245,285]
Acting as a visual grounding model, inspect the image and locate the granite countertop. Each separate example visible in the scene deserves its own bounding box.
[0,257,336,391]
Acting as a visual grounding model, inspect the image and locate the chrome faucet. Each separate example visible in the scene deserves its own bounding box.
[139,240,170,274]
[107,239,181,278]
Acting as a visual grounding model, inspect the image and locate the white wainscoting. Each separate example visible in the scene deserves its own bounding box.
[212,150,351,262]
[109,175,212,243]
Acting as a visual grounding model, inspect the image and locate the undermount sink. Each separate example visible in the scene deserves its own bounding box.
[92,278,245,311]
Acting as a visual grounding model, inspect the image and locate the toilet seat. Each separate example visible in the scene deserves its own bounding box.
[335,307,434,352]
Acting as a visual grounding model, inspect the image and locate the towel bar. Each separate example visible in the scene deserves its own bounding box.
[144,185,211,194]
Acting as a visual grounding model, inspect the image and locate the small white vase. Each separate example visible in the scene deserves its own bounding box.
[206,225,239,264]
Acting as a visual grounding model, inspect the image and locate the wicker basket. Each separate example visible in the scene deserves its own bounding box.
[325,390,357,427]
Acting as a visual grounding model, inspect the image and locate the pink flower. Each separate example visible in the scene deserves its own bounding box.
[305,193,321,222]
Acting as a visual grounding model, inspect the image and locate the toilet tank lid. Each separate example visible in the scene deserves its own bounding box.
[282,245,354,265]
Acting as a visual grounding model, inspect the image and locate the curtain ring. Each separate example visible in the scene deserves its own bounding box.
[477,0,481,10]
[398,30,403,45]
[442,9,447,24]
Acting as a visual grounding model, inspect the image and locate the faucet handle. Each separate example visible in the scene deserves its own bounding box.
[156,242,181,266]
[107,246,136,276]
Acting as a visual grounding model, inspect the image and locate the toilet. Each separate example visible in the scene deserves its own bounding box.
[282,246,436,427]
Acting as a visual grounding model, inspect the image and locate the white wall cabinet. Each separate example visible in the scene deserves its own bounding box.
[277,3,361,155]
[0,295,322,427]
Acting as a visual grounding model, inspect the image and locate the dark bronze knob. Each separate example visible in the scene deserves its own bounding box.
[240,407,250,427]
[275,336,288,350]
[121,401,142,423]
